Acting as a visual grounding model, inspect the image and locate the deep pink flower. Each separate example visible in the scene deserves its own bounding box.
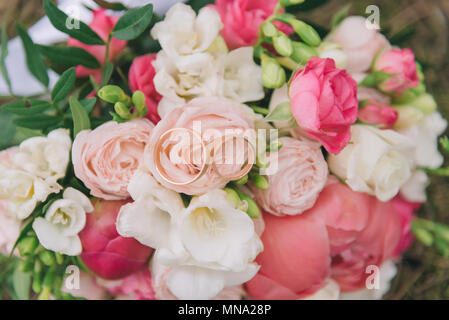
[392,196,419,257]
[129,54,161,124]
[106,268,156,300]
[358,100,398,129]
[79,199,153,280]
[289,57,358,154]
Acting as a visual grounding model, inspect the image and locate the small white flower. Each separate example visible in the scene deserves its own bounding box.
[13,129,72,181]
[400,170,430,203]
[329,125,415,202]
[33,187,93,256]
[399,111,447,169]
[0,168,60,219]
[151,3,223,74]
[317,41,349,70]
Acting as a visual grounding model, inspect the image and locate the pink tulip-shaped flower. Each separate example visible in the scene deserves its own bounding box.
[358,100,398,129]
[79,199,153,280]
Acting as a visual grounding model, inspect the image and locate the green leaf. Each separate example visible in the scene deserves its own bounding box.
[16,25,49,87]
[186,0,214,12]
[331,3,351,30]
[100,62,114,87]
[112,4,153,40]
[43,0,104,45]
[2,100,51,116]
[52,68,76,103]
[0,109,16,150]
[80,97,97,114]
[0,21,12,94]
[93,0,127,11]
[69,96,91,137]
[440,136,449,154]
[265,102,293,122]
[13,114,61,130]
[12,267,31,300]
[38,45,100,69]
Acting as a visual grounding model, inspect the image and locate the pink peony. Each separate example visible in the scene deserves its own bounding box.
[79,199,153,280]
[72,119,154,200]
[210,0,292,49]
[330,197,402,292]
[289,57,358,154]
[145,97,254,195]
[129,54,162,125]
[374,48,419,94]
[245,211,330,300]
[330,16,390,76]
[68,9,127,82]
[105,268,156,300]
[251,137,328,216]
[358,100,398,129]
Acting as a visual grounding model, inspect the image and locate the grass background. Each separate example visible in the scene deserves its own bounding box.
[1,0,449,299]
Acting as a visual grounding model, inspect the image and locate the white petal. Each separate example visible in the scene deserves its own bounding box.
[63,187,93,213]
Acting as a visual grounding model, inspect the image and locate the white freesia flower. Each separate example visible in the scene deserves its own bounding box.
[317,42,348,70]
[399,111,447,169]
[116,170,185,250]
[33,188,93,256]
[0,168,60,219]
[13,129,71,180]
[151,3,223,74]
[400,170,430,203]
[328,125,415,202]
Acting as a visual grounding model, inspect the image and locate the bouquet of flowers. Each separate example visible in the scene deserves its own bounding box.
[1,0,449,300]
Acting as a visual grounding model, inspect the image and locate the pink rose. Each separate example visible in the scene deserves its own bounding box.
[79,199,153,280]
[289,57,358,154]
[129,54,162,125]
[392,196,418,257]
[245,211,330,300]
[251,137,328,216]
[330,197,402,292]
[308,178,371,256]
[72,119,154,200]
[145,97,254,195]
[105,268,156,300]
[330,16,390,76]
[210,0,292,49]
[374,48,419,94]
[68,9,127,82]
[358,100,398,129]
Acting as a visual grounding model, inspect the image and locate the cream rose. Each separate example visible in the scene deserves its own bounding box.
[72,119,154,200]
[145,97,255,196]
[328,125,415,202]
[252,137,328,216]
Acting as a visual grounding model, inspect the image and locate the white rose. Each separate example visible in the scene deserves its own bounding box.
[0,168,61,219]
[328,125,415,202]
[399,111,447,169]
[400,170,430,203]
[13,129,71,181]
[32,187,93,256]
[151,3,223,74]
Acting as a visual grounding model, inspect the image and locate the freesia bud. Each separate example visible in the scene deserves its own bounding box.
[281,0,305,6]
[267,139,283,151]
[273,33,293,57]
[34,259,43,274]
[39,250,56,266]
[250,172,269,190]
[98,85,130,104]
[291,42,317,65]
[262,22,278,38]
[32,273,42,294]
[132,91,148,116]
[290,20,321,47]
[235,189,260,218]
[235,174,249,185]
[414,228,433,246]
[18,236,39,256]
[261,55,286,89]
[224,188,242,209]
[114,102,131,119]
[19,259,33,272]
[410,93,437,115]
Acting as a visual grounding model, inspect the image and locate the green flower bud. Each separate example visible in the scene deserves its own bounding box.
[267,139,283,152]
[235,174,249,185]
[290,20,321,47]
[280,0,305,6]
[32,272,43,294]
[34,259,43,275]
[18,259,33,272]
[261,54,286,89]
[435,238,449,257]
[393,105,424,129]
[38,287,51,300]
[55,253,64,265]
[262,22,278,38]
[114,102,132,120]
[39,250,56,266]
[132,91,146,109]
[414,228,434,246]
[250,172,269,190]
[235,189,260,218]
[410,93,437,115]
[98,85,130,104]
[224,188,242,209]
[273,33,293,57]
[290,42,318,65]
[18,236,39,256]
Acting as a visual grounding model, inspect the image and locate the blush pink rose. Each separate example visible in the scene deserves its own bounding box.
[145,97,254,195]
[358,100,398,129]
[129,54,162,125]
[374,48,419,94]
[210,0,292,49]
[330,197,402,292]
[289,57,358,154]
[68,9,127,83]
[307,177,371,256]
[79,199,153,280]
[251,137,328,216]
[245,211,330,300]
[392,196,418,257]
[105,268,156,300]
[72,119,154,200]
[330,16,391,76]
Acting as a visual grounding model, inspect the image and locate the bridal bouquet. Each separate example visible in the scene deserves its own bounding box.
[1,0,449,300]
